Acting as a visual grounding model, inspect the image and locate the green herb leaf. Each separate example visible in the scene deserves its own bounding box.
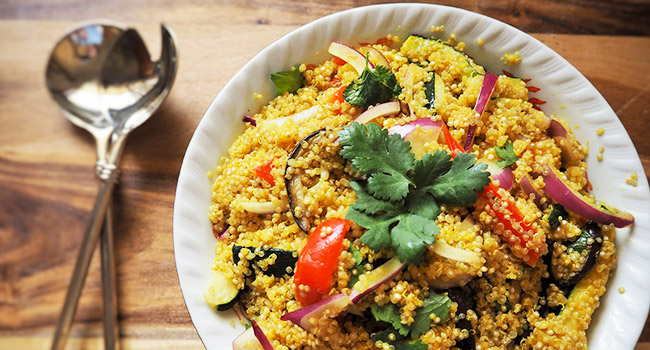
[370,330,428,350]
[547,204,568,231]
[347,245,364,287]
[339,122,414,201]
[343,65,402,109]
[567,230,590,253]
[391,214,438,265]
[426,153,491,207]
[271,65,304,96]
[340,123,490,265]
[410,291,452,337]
[494,140,518,168]
[370,303,410,336]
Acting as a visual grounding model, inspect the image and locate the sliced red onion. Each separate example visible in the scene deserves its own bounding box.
[242,115,257,126]
[541,164,634,228]
[358,46,390,68]
[388,119,443,157]
[353,101,400,124]
[388,118,441,138]
[463,71,498,151]
[232,327,261,350]
[483,160,513,190]
[218,224,230,240]
[518,173,544,207]
[328,42,374,75]
[251,320,275,350]
[349,256,406,304]
[281,294,350,331]
[432,240,481,264]
[547,118,581,166]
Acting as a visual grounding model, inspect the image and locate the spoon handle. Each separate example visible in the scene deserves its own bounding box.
[101,205,120,350]
[51,172,118,350]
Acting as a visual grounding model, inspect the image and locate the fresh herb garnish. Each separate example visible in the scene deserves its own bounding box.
[244,321,252,329]
[370,330,428,350]
[567,230,590,253]
[271,65,304,96]
[343,63,402,109]
[410,292,452,337]
[547,204,568,231]
[339,122,490,265]
[347,245,364,287]
[370,302,410,336]
[494,140,518,168]
[370,291,452,340]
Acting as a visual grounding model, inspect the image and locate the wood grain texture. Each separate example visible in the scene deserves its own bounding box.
[0,1,649,348]
[2,0,650,35]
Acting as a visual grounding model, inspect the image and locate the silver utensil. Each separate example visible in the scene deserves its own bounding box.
[45,22,178,350]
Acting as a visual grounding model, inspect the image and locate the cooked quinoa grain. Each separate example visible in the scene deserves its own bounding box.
[204,33,625,350]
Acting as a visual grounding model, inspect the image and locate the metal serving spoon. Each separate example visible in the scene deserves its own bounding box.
[45,23,178,350]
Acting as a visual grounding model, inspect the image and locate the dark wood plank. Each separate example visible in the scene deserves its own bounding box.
[1,0,650,35]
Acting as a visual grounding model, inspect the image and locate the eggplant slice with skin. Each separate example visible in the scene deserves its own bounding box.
[550,221,603,288]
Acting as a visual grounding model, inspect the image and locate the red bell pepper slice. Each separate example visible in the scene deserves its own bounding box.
[329,84,347,114]
[253,157,279,186]
[294,218,350,305]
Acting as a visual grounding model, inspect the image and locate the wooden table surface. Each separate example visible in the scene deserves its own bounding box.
[1,1,649,349]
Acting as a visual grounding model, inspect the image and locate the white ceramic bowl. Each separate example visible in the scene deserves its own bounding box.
[173,4,650,349]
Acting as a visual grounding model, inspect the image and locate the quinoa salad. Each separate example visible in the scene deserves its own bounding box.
[203,34,635,350]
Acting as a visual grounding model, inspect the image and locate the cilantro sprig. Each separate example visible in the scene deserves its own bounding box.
[370,291,452,340]
[339,122,490,265]
[343,62,402,109]
[494,140,518,168]
[271,65,304,96]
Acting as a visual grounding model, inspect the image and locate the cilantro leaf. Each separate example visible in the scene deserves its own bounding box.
[404,190,439,221]
[271,65,304,96]
[494,140,518,168]
[411,151,452,189]
[347,208,396,252]
[370,303,410,336]
[391,214,438,265]
[410,291,452,337]
[567,230,590,253]
[339,122,414,201]
[425,153,490,207]
[347,245,364,287]
[547,204,568,231]
[371,330,428,350]
[349,181,399,215]
[343,65,402,109]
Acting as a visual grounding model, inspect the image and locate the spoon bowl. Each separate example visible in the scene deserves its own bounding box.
[45,22,178,350]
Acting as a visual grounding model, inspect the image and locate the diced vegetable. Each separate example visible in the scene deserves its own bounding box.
[428,272,474,289]
[240,198,288,214]
[294,218,351,305]
[353,101,401,124]
[232,327,262,350]
[328,42,374,75]
[547,118,581,166]
[281,294,350,331]
[431,240,481,264]
[253,157,278,186]
[483,160,514,190]
[541,164,634,228]
[388,119,443,158]
[358,46,390,68]
[551,222,603,287]
[203,269,241,311]
[424,72,445,110]
[285,128,326,234]
[350,256,406,304]
[440,122,464,157]
[518,173,545,207]
[251,320,275,350]
[233,245,298,278]
[547,204,569,231]
[463,71,498,150]
[264,105,319,127]
[242,115,257,126]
